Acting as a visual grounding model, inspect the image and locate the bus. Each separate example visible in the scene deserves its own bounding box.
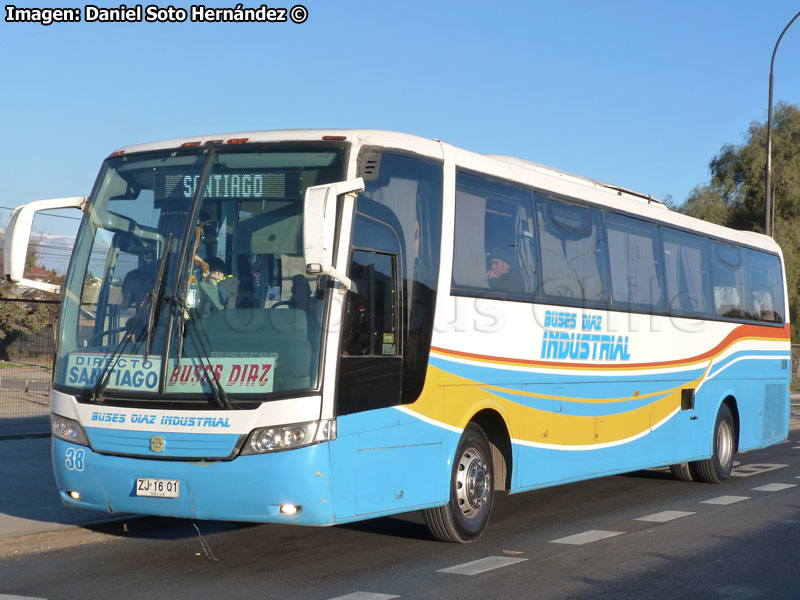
[4,130,791,543]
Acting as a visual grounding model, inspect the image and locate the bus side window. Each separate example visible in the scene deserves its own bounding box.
[451,172,538,296]
[534,194,609,303]
[605,213,665,311]
[661,227,713,316]
[711,242,749,319]
[745,248,785,324]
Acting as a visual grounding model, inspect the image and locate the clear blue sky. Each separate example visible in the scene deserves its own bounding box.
[2,1,799,270]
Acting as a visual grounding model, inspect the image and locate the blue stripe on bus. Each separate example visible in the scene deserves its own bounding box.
[707,350,790,377]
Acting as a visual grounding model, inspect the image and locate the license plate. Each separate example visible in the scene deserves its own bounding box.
[136,477,180,498]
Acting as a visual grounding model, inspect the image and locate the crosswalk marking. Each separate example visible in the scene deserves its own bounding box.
[730,463,788,477]
[438,556,527,575]
[636,510,695,523]
[751,483,797,492]
[328,593,400,600]
[701,495,750,505]
[550,530,624,545]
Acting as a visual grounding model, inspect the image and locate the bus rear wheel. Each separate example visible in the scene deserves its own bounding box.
[690,404,735,483]
[424,423,494,543]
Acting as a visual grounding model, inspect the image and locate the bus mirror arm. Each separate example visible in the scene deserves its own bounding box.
[303,177,365,293]
[4,196,87,294]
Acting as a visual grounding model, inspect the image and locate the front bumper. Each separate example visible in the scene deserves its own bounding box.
[52,437,336,525]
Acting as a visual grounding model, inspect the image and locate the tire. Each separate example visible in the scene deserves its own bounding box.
[690,403,735,483]
[423,423,494,543]
[669,462,694,482]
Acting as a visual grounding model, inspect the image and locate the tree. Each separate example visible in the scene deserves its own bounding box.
[680,102,800,342]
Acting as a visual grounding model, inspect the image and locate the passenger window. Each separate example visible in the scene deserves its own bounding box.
[710,242,749,319]
[661,228,713,316]
[452,172,538,296]
[534,194,609,303]
[605,213,665,311]
[746,249,785,324]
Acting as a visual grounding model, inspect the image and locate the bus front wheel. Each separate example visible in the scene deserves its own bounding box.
[424,423,494,543]
[690,403,735,483]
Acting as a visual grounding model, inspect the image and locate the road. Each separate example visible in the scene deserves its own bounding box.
[1,438,800,600]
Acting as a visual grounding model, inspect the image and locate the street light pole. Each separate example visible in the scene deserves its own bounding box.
[765,9,800,238]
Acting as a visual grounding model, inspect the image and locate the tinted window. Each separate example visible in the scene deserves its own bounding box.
[452,172,538,296]
[746,249,785,323]
[352,151,443,405]
[342,251,398,356]
[661,227,713,315]
[711,241,749,319]
[535,194,609,303]
[606,213,665,310]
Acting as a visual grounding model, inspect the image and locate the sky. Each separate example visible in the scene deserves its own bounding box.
[1,0,799,272]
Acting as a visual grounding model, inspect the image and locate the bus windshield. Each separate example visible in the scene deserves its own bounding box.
[54,145,345,402]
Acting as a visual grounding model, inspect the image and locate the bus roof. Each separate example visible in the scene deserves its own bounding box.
[112,129,780,256]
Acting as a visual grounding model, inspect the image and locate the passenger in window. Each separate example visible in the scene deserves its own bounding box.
[288,274,314,311]
[121,269,149,310]
[199,257,237,314]
[487,247,522,292]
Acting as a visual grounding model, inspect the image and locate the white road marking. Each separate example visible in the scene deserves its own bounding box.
[636,510,695,523]
[0,596,47,600]
[751,483,797,492]
[730,463,788,477]
[792,446,800,450]
[328,594,399,600]
[701,495,750,505]
[437,556,527,575]
[549,530,624,545]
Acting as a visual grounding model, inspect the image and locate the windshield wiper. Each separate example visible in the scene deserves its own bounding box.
[90,235,172,404]
[90,293,153,404]
[145,234,173,362]
[173,294,236,410]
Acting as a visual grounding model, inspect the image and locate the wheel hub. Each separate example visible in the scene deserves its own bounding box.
[456,447,490,519]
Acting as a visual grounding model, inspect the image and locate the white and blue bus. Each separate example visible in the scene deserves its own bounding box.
[5,130,791,542]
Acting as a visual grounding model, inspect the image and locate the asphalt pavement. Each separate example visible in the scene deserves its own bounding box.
[1,399,799,556]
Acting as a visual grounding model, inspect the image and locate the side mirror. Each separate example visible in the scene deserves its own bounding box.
[303,178,364,291]
[4,196,87,294]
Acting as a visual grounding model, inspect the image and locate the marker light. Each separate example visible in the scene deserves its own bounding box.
[227,138,249,144]
[204,139,224,145]
[51,414,90,446]
[280,504,301,515]
[108,150,125,158]
[240,420,336,455]
[322,135,347,141]
[181,141,202,147]
[67,491,81,500]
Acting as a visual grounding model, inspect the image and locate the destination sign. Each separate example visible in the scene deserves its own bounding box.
[65,353,275,394]
[155,169,299,202]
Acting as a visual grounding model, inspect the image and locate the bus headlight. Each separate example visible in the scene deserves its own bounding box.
[51,414,90,446]
[240,419,336,455]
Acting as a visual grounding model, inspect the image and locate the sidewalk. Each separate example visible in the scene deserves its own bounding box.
[1,403,800,556]
[0,437,120,540]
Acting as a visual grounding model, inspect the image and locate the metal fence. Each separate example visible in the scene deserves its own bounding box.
[0,297,59,438]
